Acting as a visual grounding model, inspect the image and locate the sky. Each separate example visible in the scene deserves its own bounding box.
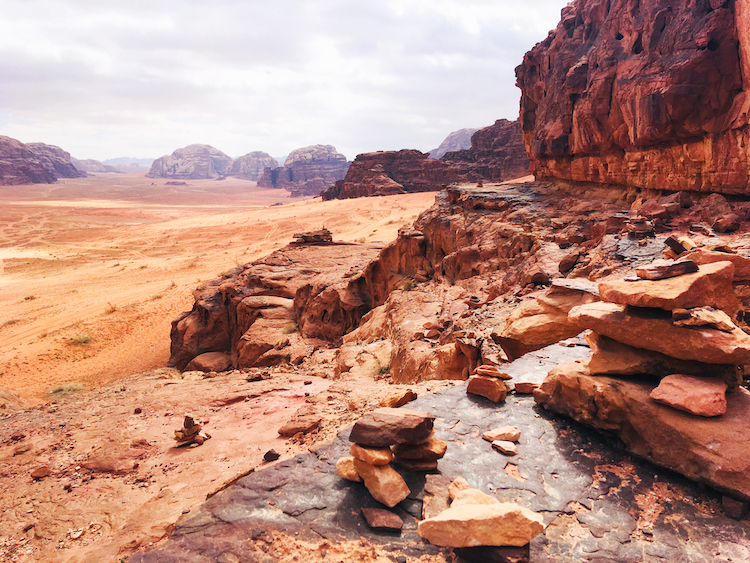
[0,0,568,162]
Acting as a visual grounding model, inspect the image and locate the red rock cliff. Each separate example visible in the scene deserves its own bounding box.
[516,0,750,194]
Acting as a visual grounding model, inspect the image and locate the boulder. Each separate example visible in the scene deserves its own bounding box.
[147,144,233,179]
[598,261,739,316]
[349,444,394,466]
[417,502,545,548]
[352,459,410,508]
[467,376,508,403]
[184,352,232,373]
[650,374,728,417]
[380,389,418,408]
[569,302,750,364]
[451,488,501,507]
[534,361,750,501]
[348,408,435,448]
[335,457,361,482]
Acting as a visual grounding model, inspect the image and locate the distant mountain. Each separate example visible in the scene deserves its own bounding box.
[257,144,349,197]
[428,128,479,159]
[228,151,278,181]
[147,145,233,179]
[72,158,120,173]
[0,136,85,185]
[103,157,155,166]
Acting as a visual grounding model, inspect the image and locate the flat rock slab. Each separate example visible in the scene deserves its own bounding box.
[569,301,750,364]
[536,361,750,500]
[600,261,738,314]
[132,342,750,563]
[349,407,435,447]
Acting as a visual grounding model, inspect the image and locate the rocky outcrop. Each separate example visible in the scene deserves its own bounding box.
[227,151,278,181]
[441,119,530,182]
[147,144,233,179]
[26,143,85,179]
[0,136,83,185]
[257,144,349,196]
[322,121,530,201]
[428,128,478,159]
[516,0,750,194]
[322,150,467,200]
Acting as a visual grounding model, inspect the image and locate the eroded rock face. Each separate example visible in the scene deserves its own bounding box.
[321,150,465,200]
[442,119,530,182]
[227,151,278,181]
[516,0,750,194]
[26,143,85,179]
[258,144,349,196]
[147,144,233,179]
[0,136,83,185]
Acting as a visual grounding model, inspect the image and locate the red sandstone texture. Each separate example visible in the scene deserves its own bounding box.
[516,0,750,193]
[321,150,467,200]
[258,144,349,197]
[442,119,530,182]
[0,136,84,185]
[322,121,529,201]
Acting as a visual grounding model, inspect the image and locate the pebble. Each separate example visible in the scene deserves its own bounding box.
[492,440,519,455]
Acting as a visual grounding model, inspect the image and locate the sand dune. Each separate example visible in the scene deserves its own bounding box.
[0,173,435,402]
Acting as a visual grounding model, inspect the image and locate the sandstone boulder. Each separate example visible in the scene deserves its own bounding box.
[684,249,750,281]
[418,502,545,548]
[335,456,361,482]
[184,352,232,373]
[349,444,393,466]
[599,261,739,316]
[466,376,508,403]
[569,302,750,364]
[352,459,410,508]
[650,374,728,417]
[391,435,447,461]
[348,408,435,447]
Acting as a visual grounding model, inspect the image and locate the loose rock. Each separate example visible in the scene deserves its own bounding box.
[352,459,410,508]
[650,374,728,417]
[467,376,508,403]
[335,457,361,482]
[492,441,519,456]
[350,444,394,466]
[361,507,403,531]
[348,408,435,447]
[483,426,521,443]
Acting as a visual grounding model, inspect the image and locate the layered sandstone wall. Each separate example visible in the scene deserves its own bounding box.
[147,144,233,179]
[516,0,750,194]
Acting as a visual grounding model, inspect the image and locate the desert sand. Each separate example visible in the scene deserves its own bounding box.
[0,173,435,403]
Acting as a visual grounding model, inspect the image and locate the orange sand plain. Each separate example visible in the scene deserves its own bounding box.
[0,173,435,402]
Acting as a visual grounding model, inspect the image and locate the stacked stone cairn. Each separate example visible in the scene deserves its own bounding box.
[337,408,546,547]
[336,408,446,510]
[173,416,211,447]
[563,258,748,416]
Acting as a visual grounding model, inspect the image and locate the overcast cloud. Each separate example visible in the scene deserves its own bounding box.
[0,0,567,161]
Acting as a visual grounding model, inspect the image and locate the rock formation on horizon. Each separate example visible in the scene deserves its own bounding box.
[516,0,750,194]
[228,151,278,181]
[428,128,478,159]
[322,120,530,200]
[442,119,530,182]
[0,136,84,185]
[322,150,467,200]
[147,144,233,180]
[257,144,349,197]
[72,158,121,174]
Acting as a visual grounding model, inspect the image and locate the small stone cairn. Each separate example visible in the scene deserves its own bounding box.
[561,255,749,417]
[336,408,446,508]
[173,416,211,447]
